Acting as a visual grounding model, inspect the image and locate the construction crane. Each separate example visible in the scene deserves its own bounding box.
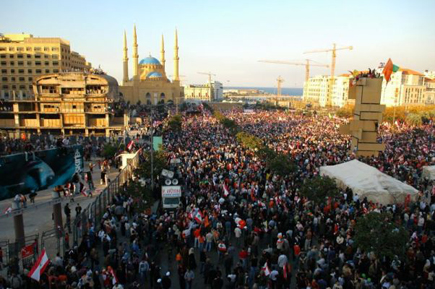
[258,59,329,82]
[197,72,216,85]
[275,76,284,106]
[304,43,353,106]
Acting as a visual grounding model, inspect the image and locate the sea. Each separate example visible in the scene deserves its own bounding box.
[227,87,303,96]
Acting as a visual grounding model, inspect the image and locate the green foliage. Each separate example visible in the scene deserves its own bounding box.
[168,114,182,131]
[267,153,297,176]
[300,176,340,205]
[125,181,154,212]
[406,113,423,126]
[213,110,225,121]
[136,150,168,181]
[102,143,118,159]
[354,212,409,260]
[236,132,264,150]
[202,102,214,113]
[335,104,354,118]
[257,147,278,161]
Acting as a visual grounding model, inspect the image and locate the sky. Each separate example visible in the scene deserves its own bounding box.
[2,0,435,88]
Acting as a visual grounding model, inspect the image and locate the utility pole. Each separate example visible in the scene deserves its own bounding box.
[150,106,154,192]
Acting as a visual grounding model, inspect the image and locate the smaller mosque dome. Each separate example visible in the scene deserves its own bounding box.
[147,72,163,78]
[139,56,161,65]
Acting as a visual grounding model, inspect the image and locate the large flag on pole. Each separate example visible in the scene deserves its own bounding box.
[28,249,49,281]
[383,59,400,83]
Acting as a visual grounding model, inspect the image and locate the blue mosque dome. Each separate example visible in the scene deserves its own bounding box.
[147,72,163,78]
[139,56,161,65]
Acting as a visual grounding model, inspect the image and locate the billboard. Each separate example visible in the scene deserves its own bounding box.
[0,145,84,200]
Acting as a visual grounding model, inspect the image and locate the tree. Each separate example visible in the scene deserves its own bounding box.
[102,143,118,159]
[136,150,168,181]
[125,181,154,212]
[267,153,297,176]
[354,212,409,260]
[336,104,354,118]
[300,176,339,205]
[236,132,264,150]
[168,115,182,131]
[406,113,423,126]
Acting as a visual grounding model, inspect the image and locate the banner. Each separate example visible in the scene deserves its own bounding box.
[0,145,84,200]
[153,136,163,151]
[21,243,35,259]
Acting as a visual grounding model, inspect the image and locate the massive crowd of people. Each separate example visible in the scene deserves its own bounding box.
[1,107,434,289]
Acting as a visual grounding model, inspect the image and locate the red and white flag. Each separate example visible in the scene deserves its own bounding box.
[127,140,135,151]
[3,206,12,215]
[107,266,118,285]
[262,262,271,276]
[28,249,49,281]
[223,183,230,197]
[194,210,203,224]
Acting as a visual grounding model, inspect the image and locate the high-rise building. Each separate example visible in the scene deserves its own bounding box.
[0,33,91,99]
[0,72,125,137]
[304,67,431,107]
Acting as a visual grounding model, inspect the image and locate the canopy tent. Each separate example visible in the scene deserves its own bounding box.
[320,160,418,205]
[422,166,435,181]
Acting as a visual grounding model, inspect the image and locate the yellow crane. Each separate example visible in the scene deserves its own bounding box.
[304,43,353,106]
[258,59,329,82]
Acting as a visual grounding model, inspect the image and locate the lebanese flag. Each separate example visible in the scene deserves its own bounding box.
[262,262,271,276]
[127,140,135,151]
[3,206,12,215]
[223,183,230,197]
[28,249,49,281]
[107,266,118,285]
[194,210,204,224]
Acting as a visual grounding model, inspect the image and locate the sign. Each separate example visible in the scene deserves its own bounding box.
[21,243,35,258]
[170,158,181,165]
[162,186,181,198]
[153,136,163,151]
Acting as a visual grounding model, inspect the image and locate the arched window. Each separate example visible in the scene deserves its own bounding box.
[160,93,165,99]
[146,99,152,105]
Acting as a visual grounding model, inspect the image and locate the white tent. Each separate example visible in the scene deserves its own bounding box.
[320,160,418,205]
[422,166,435,181]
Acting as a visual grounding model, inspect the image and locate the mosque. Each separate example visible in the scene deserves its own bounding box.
[119,25,183,105]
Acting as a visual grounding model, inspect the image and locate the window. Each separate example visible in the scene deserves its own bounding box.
[0,48,5,51]
[53,61,58,66]
[27,61,32,65]
[1,69,6,73]
[11,77,15,81]
[44,55,49,59]
[10,69,15,74]
[9,54,14,58]
[28,69,32,73]
[18,61,24,66]
[27,54,31,58]
[52,47,59,51]
[17,54,23,59]
[44,47,49,51]
[1,61,7,65]
[52,54,59,59]
[28,85,32,89]
[19,85,25,89]
[35,54,41,59]
[0,55,5,59]
[45,69,50,73]
[2,85,8,89]
[8,47,15,51]
[36,69,41,74]
[9,61,14,66]
[18,69,24,74]
[26,47,32,51]
[35,61,41,66]
[34,47,41,51]
[19,77,25,82]
[28,77,33,81]
[1,77,7,81]
[17,47,24,51]
[44,61,49,66]
[53,69,59,73]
